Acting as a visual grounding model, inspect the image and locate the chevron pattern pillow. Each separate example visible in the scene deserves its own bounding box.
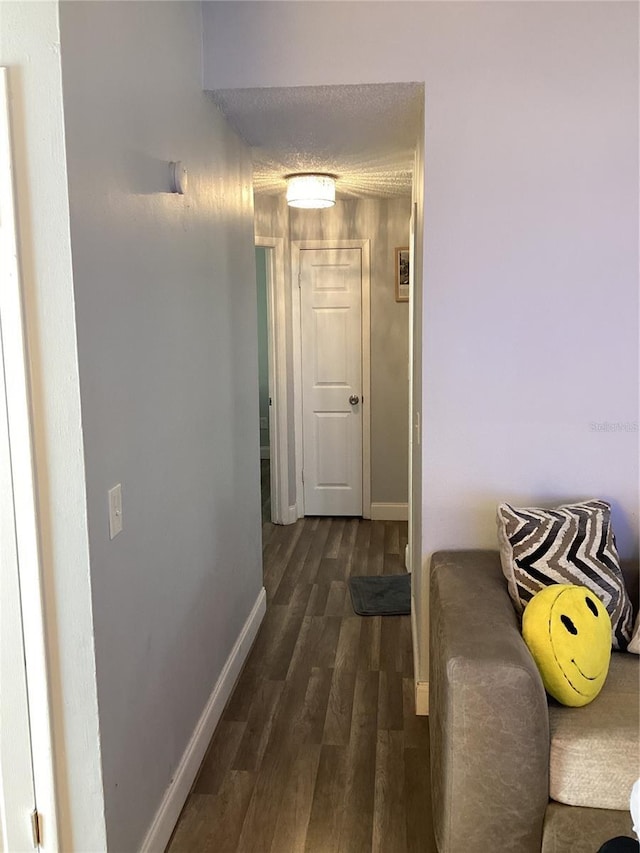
[497,499,633,650]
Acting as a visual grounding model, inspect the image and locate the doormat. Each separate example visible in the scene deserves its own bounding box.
[348,573,411,617]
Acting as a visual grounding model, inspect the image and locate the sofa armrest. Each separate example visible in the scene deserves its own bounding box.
[430,550,549,853]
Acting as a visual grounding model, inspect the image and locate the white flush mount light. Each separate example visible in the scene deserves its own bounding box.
[286,173,336,209]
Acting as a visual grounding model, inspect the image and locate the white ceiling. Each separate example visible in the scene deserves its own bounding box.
[211,83,424,199]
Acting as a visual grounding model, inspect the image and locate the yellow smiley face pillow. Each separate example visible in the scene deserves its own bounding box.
[522,584,612,707]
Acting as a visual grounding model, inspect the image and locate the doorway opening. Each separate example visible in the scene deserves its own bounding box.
[255,246,272,523]
[254,237,291,527]
[240,81,421,567]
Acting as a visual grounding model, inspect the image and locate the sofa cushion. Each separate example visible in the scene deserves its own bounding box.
[627,612,640,654]
[548,652,639,810]
[497,499,633,649]
[542,802,634,853]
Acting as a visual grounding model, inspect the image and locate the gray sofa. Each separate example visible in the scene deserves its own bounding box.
[430,550,639,853]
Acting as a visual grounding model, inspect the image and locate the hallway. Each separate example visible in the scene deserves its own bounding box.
[167,517,435,852]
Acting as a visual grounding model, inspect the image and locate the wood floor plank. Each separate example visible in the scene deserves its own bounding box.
[269,743,322,853]
[298,519,332,585]
[315,556,343,585]
[222,606,288,722]
[334,615,361,672]
[265,520,305,600]
[193,720,247,795]
[324,580,347,616]
[232,679,284,772]
[235,745,296,853]
[337,669,379,853]
[383,550,404,575]
[349,518,372,579]
[356,614,381,672]
[405,747,436,853]
[372,729,407,853]
[272,522,316,605]
[267,585,313,681]
[305,583,330,617]
[367,522,385,575]
[338,518,359,578]
[303,745,348,853]
[378,669,404,731]
[322,666,357,746]
[384,521,401,556]
[287,615,342,678]
[380,614,402,674]
[302,666,334,745]
[167,773,255,853]
[323,518,346,559]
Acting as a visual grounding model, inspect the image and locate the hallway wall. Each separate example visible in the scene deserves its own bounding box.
[59,2,263,850]
[206,1,639,687]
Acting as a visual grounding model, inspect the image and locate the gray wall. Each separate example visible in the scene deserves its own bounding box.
[255,195,411,508]
[59,2,263,850]
[205,0,639,685]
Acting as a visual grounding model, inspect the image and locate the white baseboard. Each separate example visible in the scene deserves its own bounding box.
[284,504,297,524]
[410,601,429,715]
[415,681,430,716]
[370,502,408,521]
[411,599,419,679]
[260,446,270,460]
[139,587,267,853]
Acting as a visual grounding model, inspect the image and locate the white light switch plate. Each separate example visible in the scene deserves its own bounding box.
[108,483,123,539]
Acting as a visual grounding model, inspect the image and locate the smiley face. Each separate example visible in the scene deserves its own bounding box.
[522,584,612,707]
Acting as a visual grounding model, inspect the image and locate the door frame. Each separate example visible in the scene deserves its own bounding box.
[292,239,371,519]
[255,237,291,525]
[0,67,58,849]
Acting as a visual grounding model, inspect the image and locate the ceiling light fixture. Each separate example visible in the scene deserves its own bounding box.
[285,173,336,209]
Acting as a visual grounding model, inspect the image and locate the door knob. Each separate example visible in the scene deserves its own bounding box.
[349,395,360,406]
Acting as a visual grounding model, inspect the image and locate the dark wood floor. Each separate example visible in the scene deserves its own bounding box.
[167,516,436,853]
[261,459,271,524]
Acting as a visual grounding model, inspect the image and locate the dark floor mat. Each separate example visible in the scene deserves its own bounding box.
[348,573,411,616]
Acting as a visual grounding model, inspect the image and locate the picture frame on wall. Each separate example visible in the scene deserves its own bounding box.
[395,246,410,302]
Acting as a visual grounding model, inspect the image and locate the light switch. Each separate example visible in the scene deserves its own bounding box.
[108,484,123,539]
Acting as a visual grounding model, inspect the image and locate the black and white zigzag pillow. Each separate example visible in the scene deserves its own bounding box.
[497,499,633,650]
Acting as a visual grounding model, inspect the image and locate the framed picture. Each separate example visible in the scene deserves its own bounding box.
[395,247,410,302]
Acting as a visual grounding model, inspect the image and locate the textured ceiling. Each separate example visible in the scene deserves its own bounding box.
[211,83,424,199]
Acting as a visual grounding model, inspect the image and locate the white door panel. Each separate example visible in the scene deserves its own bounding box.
[301,248,362,516]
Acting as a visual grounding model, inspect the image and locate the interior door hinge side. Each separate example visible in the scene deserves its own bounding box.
[31,810,43,847]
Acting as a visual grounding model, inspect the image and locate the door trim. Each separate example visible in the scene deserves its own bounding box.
[292,239,371,519]
[0,67,58,848]
[255,237,290,525]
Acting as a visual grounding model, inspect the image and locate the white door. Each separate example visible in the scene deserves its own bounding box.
[300,248,362,516]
